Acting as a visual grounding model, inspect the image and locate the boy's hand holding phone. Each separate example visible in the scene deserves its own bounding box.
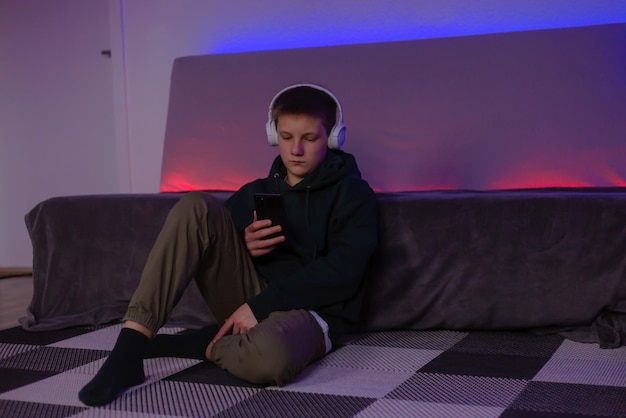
[245,194,286,257]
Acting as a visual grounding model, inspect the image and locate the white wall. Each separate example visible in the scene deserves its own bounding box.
[0,0,120,267]
[1,0,625,267]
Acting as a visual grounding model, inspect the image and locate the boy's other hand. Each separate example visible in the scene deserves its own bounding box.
[206,303,258,359]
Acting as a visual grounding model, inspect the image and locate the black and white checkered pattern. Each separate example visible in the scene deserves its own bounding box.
[1,324,625,417]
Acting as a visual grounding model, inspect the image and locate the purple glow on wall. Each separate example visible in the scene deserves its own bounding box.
[160,23,626,193]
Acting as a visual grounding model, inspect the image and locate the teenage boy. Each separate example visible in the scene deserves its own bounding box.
[79,84,378,406]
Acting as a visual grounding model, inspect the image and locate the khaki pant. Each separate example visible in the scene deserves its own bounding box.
[123,192,326,385]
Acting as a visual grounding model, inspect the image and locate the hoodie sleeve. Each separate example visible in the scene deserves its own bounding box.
[247,177,378,321]
[224,183,255,235]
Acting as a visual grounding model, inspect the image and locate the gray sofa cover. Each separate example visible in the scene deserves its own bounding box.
[22,188,626,348]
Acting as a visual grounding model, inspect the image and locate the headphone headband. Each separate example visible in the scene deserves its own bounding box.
[265,83,346,149]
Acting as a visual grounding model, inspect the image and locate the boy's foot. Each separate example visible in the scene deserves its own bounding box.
[78,327,149,406]
[144,324,218,360]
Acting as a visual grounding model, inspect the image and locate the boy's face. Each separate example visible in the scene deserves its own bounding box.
[276,113,328,186]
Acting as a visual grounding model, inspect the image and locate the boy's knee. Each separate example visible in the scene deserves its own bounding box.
[175,191,207,212]
[172,192,225,223]
[211,311,325,386]
[211,333,299,386]
[240,337,297,386]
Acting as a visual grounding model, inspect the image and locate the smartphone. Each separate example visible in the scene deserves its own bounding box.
[254,193,286,239]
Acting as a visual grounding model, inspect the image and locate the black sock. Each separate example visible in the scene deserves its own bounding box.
[78,328,149,406]
[144,324,218,360]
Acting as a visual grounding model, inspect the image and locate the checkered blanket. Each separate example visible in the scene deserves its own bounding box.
[1,324,625,417]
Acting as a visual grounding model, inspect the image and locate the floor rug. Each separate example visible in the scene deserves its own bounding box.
[1,324,625,417]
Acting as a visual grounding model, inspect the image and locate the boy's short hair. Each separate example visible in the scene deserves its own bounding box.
[271,86,337,136]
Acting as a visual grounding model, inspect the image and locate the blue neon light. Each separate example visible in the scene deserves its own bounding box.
[203,2,626,54]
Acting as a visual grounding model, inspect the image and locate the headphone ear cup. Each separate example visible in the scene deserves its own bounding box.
[328,122,346,149]
[266,120,278,146]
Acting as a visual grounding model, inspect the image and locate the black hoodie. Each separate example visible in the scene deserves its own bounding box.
[224,149,378,342]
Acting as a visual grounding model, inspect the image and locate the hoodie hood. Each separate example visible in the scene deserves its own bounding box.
[267,149,362,193]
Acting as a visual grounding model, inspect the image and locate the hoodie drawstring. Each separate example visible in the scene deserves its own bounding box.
[305,186,318,260]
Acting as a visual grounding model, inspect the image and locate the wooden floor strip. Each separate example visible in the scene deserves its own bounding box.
[0,267,33,279]
[0,276,33,330]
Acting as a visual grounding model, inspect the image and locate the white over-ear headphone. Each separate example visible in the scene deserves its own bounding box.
[265,83,346,149]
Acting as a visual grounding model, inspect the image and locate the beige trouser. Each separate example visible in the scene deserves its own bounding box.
[122,192,326,385]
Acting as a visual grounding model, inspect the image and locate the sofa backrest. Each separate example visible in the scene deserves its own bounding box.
[160,23,626,193]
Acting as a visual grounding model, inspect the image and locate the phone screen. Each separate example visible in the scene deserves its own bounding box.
[254,193,286,239]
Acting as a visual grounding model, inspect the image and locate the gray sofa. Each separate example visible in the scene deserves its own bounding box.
[23,188,626,348]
